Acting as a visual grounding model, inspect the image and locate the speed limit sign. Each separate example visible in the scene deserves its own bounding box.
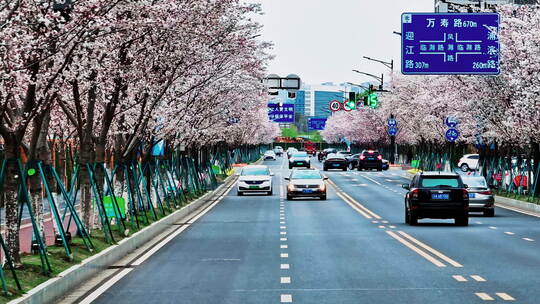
[329,100,342,112]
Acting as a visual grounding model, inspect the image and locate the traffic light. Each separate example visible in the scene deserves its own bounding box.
[363,93,379,108]
[349,92,356,101]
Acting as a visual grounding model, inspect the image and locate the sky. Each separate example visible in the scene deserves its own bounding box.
[251,0,434,85]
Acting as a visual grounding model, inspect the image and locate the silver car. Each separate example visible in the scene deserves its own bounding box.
[462,175,494,217]
[285,168,328,200]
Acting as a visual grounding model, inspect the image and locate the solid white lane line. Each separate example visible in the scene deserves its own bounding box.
[281,245,288,249]
[80,180,236,303]
[496,293,515,301]
[523,238,534,242]
[335,191,372,219]
[281,294,293,303]
[79,268,133,304]
[386,231,446,267]
[504,232,515,235]
[496,203,540,218]
[339,191,382,219]
[475,293,495,300]
[471,275,486,282]
[280,264,290,269]
[281,277,291,284]
[452,275,468,282]
[398,231,463,267]
[281,253,289,258]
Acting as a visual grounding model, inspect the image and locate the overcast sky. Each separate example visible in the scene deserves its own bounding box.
[251,0,434,85]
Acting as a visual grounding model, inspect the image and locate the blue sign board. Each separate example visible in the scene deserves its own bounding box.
[308,117,327,131]
[445,116,459,128]
[388,126,398,136]
[387,118,397,127]
[402,13,500,75]
[445,128,460,142]
[268,103,294,123]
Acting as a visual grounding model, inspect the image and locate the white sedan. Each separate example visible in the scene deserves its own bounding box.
[264,150,277,160]
[237,165,274,196]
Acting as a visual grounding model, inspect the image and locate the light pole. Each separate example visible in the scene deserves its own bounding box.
[362,56,398,165]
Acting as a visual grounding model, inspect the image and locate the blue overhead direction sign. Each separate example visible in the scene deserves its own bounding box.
[268,103,295,123]
[401,13,500,75]
[308,117,327,131]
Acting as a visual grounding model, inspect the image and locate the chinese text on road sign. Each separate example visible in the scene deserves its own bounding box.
[401,13,500,75]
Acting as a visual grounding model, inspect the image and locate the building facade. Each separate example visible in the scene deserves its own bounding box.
[434,0,536,12]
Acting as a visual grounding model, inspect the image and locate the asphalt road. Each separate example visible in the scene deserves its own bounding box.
[84,156,540,304]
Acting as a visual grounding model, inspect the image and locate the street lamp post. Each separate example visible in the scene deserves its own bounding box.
[361,56,398,165]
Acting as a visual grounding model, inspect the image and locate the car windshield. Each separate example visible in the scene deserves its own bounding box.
[338,151,352,155]
[461,176,487,188]
[291,170,322,179]
[241,167,269,176]
[292,152,308,157]
[265,150,274,154]
[421,177,460,188]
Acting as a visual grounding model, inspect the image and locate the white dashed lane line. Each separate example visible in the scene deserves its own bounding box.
[281,294,293,303]
[523,238,534,242]
[280,277,291,284]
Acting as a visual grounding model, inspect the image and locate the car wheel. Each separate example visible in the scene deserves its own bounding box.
[409,211,418,225]
[268,189,273,196]
[320,194,327,200]
[405,208,410,224]
[377,167,382,171]
[289,165,292,169]
[238,191,243,196]
[484,209,495,217]
[323,167,328,171]
[349,163,354,170]
[455,215,469,226]
[357,166,362,171]
[342,167,347,171]
[286,195,292,200]
[460,163,469,172]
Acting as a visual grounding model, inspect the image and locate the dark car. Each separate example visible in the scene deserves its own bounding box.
[285,168,328,200]
[323,153,348,171]
[402,172,469,226]
[382,159,390,170]
[289,152,311,169]
[357,150,383,171]
[347,153,362,169]
[318,148,337,161]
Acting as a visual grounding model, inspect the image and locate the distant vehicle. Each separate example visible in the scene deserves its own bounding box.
[357,150,383,171]
[237,165,273,196]
[318,148,337,161]
[273,146,284,156]
[289,152,310,169]
[286,147,298,158]
[304,141,317,156]
[285,168,328,200]
[458,154,479,172]
[382,159,390,170]
[264,150,276,160]
[402,172,469,226]
[323,153,348,171]
[347,153,362,169]
[461,175,494,217]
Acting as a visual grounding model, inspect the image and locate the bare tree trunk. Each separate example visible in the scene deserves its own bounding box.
[4,137,21,265]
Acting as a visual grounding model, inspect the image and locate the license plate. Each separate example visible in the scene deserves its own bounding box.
[333,164,340,167]
[469,193,476,198]
[368,157,374,160]
[249,186,259,189]
[302,189,313,193]
[296,162,304,165]
[431,193,449,200]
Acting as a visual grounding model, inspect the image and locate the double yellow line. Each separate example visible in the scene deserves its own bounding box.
[327,177,462,268]
[327,179,381,219]
[386,230,463,268]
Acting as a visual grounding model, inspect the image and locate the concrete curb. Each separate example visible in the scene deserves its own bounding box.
[495,196,540,216]
[9,174,238,304]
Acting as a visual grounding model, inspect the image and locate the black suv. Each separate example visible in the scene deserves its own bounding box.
[357,150,383,171]
[402,172,469,226]
[318,148,337,161]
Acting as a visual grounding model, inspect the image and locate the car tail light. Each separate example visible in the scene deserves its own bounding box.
[479,190,492,195]
[359,155,365,160]
[462,189,469,199]
[410,188,420,200]
[377,155,382,160]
